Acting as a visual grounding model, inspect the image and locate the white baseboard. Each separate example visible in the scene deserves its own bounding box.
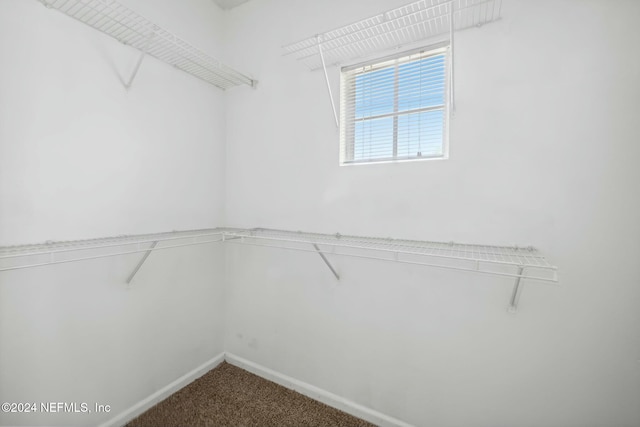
[98,352,225,427]
[97,352,412,427]
[225,353,414,427]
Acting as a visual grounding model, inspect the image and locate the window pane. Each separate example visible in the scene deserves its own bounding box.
[396,109,444,158]
[397,54,446,112]
[355,66,395,119]
[353,117,394,161]
[341,46,448,164]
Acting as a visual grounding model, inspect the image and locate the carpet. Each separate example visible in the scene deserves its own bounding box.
[126,361,377,427]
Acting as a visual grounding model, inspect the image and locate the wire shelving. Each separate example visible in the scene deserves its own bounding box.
[0,229,225,273]
[39,0,256,90]
[223,228,557,283]
[282,0,502,70]
[0,227,557,311]
[224,228,557,312]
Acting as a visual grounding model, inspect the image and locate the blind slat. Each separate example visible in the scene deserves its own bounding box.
[340,46,449,164]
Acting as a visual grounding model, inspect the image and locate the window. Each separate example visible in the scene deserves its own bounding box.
[340,46,449,164]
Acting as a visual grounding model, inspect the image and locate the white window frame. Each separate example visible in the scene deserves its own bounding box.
[339,44,450,165]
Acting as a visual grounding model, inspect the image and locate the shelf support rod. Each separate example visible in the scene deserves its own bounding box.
[312,243,340,280]
[449,1,456,113]
[126,241,158,285]
[508,266,525,313]
[317,35,340,128]
[125,32,155,90]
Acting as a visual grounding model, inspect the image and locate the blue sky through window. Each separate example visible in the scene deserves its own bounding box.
[352,52,446,162]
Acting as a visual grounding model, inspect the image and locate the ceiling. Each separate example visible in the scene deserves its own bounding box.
[213,0,251,10]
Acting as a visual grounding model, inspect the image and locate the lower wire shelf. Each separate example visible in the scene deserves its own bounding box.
[222,228,558,313]
[223,228,557,283]
[0,227,557,311]
[0,229,226,273]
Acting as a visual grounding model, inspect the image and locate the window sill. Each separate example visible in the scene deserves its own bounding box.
[340,154,448,167]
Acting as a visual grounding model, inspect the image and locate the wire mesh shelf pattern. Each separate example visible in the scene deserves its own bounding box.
[282,0,502,70]
[39,0,256,90]
[0,229,225,272]
[224,228,557,283]
[0,227,557,284]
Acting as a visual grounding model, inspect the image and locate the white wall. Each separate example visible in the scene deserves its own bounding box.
[224,1,640,426]
[0,0,228,245]
[0,0,229,425]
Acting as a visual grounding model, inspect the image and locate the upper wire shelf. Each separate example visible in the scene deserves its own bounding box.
[39,0,256,90]
[282,0,502,70]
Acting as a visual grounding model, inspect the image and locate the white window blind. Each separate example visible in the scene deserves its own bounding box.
[340,46,449,164]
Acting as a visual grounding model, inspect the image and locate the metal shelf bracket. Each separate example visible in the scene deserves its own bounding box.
[312,243,340,280]
[124,32,155,90]
[126,241,158,286]
[508,266,525,313]
[317,35,340,129]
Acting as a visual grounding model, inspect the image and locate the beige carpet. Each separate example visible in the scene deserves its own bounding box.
[126,361,377,427]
